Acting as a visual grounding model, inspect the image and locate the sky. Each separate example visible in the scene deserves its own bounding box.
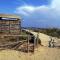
[0,0,60,28]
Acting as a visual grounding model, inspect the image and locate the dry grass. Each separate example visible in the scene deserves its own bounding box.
[0,46,60,60]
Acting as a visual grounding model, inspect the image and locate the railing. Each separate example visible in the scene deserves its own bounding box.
[0,34,38,53]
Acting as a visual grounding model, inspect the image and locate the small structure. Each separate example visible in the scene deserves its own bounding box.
[0,14,38,53]
[0,14,22,45]
[0,14,21,34]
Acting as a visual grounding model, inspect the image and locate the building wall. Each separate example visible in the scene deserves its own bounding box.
[0,19,21,34]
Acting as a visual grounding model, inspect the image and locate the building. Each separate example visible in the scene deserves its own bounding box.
[0,14,37,52]
[0,14,21,35]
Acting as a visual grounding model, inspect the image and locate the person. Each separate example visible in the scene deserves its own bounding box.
[48,36,52,47]
[48,40,52,47]
[52,39,55,48]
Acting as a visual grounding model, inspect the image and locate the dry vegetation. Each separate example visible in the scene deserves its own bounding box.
[30,28,60,38]
[0,46,60,60]
[0,29,60,60]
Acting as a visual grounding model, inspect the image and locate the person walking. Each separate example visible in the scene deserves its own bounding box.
[48,36,52,47]
[52,39,55,48]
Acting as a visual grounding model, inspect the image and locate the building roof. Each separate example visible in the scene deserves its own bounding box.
[0,14,20,19]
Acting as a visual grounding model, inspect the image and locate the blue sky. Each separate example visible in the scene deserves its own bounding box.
[0,0,51,13]
[0,0,60,28]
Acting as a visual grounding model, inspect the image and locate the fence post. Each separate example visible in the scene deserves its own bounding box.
[33,36,35,53]
[27,35,29,53]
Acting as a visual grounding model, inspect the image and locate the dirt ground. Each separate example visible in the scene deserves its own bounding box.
[0,46,60,60]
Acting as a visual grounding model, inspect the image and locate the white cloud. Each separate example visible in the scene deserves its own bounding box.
[51,0,60,8]
[15,0,60,15]
[15,5,35,15]
[15,0,60,28]
[15,5,49,16]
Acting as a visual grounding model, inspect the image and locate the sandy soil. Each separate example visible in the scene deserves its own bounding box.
[0,46,60,60]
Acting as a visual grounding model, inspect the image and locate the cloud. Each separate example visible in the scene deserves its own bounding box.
[51,0,60,8]
[15,0,60,28]
[16,6,35,15]
[16,0,60,15]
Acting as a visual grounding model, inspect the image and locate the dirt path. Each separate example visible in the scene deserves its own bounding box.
[24,29,60,47]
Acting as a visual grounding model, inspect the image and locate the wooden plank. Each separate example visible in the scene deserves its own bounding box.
[0,35,28,37]
[0,14,20,19]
